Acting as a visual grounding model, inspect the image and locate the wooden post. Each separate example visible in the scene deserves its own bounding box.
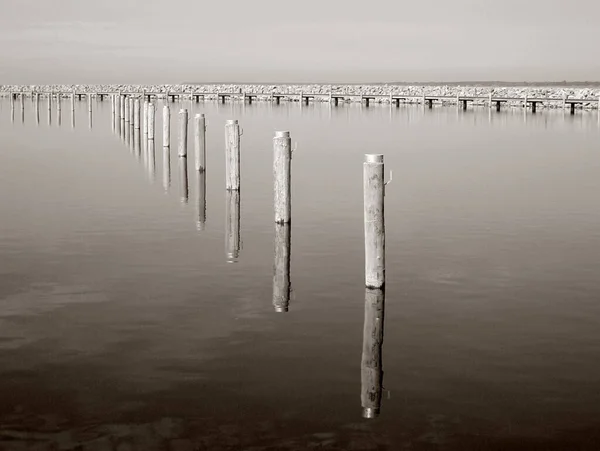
[179,157,189,203]
[194,114,206,171]
[87,94,92,113]
[178,109,188,157]
[488,92,492,108]
[56,93,61,124]
[225,120,241,190]
[196,171,206,230]
[273,223,291,312]
[562,94,567,111]
[148,103,155,141]
[47,92,52,121]
[225,190,241,262]
[364,154,385,289]
[129,97,134,126]
[10,94,14,123]
[163,105,170,148]
[273,131,292,224]
[361,287,385,419]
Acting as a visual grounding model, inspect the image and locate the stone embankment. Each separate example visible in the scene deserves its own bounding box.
[2,84,600,108]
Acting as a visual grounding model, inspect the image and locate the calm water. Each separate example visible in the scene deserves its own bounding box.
[1,97,600,450]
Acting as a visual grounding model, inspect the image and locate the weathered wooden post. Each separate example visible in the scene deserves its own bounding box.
[71,92,75,112]
[87,93,92,113]
[488,92,492,108]
[273,223,291,312]
[196,171,206,230]
[225,120,241,190]
[273,131,292,224]
[148,103,155,142]
[129,97,134,127]
[179,157,189,203]
[194,113,206,171]
[34,93,40,124]
[562,93,567,111]
[225,190,241,262]
[364,154,385,289]
[361,287,385,419]
[178,109,188,157]
[163,105,170,148]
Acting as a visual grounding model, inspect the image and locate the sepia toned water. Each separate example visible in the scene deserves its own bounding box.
[1,97,600,450]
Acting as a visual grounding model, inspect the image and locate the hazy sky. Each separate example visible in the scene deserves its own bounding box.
[1,0,599,84]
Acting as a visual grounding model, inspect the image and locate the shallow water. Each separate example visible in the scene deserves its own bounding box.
[1,97,600,450]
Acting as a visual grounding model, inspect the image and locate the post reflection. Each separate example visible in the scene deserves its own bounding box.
[134,128,141,160]
[196,170,206,230]
[162,146,171,191]
[178,157,188,202]
[148,139,156,181]
[88,108,93,129]
[361,287,385,419]
[225,190,241,262]
[273,223,291,312]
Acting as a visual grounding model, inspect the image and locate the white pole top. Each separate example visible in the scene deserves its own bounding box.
[365,154,384,163]
[275,131,290,138]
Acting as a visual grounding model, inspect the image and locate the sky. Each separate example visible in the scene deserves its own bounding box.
[0,0,599,84]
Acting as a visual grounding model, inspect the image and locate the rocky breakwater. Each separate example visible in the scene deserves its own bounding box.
[1,84,599,108]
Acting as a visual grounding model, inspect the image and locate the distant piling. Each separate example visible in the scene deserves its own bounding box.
[273,223,291,312]
[178,108,188,157]
[143,101,148,137]
[273,131,292,224]
[225,120,241,190]
[120,95,125,130]
[163,105,170,148]
[71,92,75,112]
[361,287,385,419]
[124,96,130,125]
[194,113,206,171]
[364,154,385,289]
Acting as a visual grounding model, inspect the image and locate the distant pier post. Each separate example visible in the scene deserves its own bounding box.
[194,113,207,171]
[120,95,125,130]
[364,154,385,289]
[163,105,170,148]
[178,108,188,157]
[143,101,148,137]
[124,96,130,125]
[488,92,492,108]
[273,131,292,224]
[225,119,241,190]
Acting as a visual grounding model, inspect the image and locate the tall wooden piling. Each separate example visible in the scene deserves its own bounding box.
[196,171,206,230]
[273,223,291,312]
[71,92,75,112]
[178,109,188,157]
[87,94,92,113]
[225,120,241,190]
[163,105,170,148]
[364,154,385,289]
[225,190,241,262]
[120,95,125,131]
[361,287,385,419]
[47,92,52,124]
[273,131,292,224]
[194,114,206,171]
